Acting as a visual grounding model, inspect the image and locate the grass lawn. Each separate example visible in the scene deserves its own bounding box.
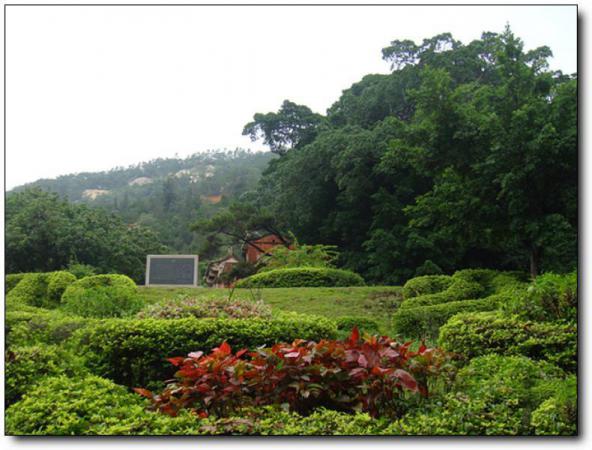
[137,285,403,334]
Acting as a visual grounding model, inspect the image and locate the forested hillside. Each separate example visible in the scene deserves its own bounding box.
[9,150,275,255]
[203,27,577,283]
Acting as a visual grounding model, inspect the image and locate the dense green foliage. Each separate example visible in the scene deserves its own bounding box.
[236,28,576,283]
[392,269,526,339]
[501,271,577,322]
[46,271,77,304]
[335,316,381,338]
[5,189,165,282]
[6,273,52,308]
[258,243,339,272]
[5,273,28,293]
[72,314,338,388]
[235,267,365,288]
[402,275,454,299]
[5,374,391,435]
[6,306,93,348]
[5,344,88,406]
[60,274,142,318]
[530,375,577,435]
[389,354,569,435]
[438,311,576,372]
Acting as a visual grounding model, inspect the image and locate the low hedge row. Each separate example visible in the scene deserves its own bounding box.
[392,295,502,340]
[5,375,390,436]
[235,267,365,288]
[438,311,577,372]
[6,307,93,349]
[72,313,338,388]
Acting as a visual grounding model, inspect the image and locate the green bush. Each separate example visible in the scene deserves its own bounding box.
[5,273,29,293]
[6,307,93,348]
[72,313,338,388]
[402,275,453,299]
[6,273,50,308]
[501,272,577,322]
[452,269,528,295]
[46,271,77,306]
[531,375,577,435]
[399,279,484,310]
[137,295,272,320]
[335,316,380,338]
[388,355,566,435]
[438,311,577,372]
[5,344,88,406]
[235,267,365,288]
[6,375,389,436]
[60,274,142,318]
[392,295,501,340]
[5,375,202,436]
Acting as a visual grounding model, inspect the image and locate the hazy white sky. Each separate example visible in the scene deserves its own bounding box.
[5,4,577,189]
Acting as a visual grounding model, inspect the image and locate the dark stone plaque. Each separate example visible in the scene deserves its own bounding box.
[146,255,198,286]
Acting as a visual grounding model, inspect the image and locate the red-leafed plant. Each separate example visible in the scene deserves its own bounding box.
[135,328,451,418]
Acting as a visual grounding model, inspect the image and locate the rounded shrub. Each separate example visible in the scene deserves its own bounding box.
[5,344,88,406]
[6,273,50,308]
[399,279,484,310]
[235,267,365,288]
[402,275,453,299]
[60,274,142,318]
[5,375,202,436]
[46,271,77,306]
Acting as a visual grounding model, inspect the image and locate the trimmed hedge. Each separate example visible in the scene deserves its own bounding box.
[235,267,365,288]
[392,295,501,340]
[438,311,577,372]
[60,274,142,318]
[5,375,389,436]
[46,271,77,305]
[6,273,51,308]
[6,307,93,348]
[5,273,29,294]
[388,355,567,435]
[399,279,484,310]
[501,272,577,322]
[72,313,338,388]
[5,344,88,406]
[5,375,197,436]
[402,275,453,299]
